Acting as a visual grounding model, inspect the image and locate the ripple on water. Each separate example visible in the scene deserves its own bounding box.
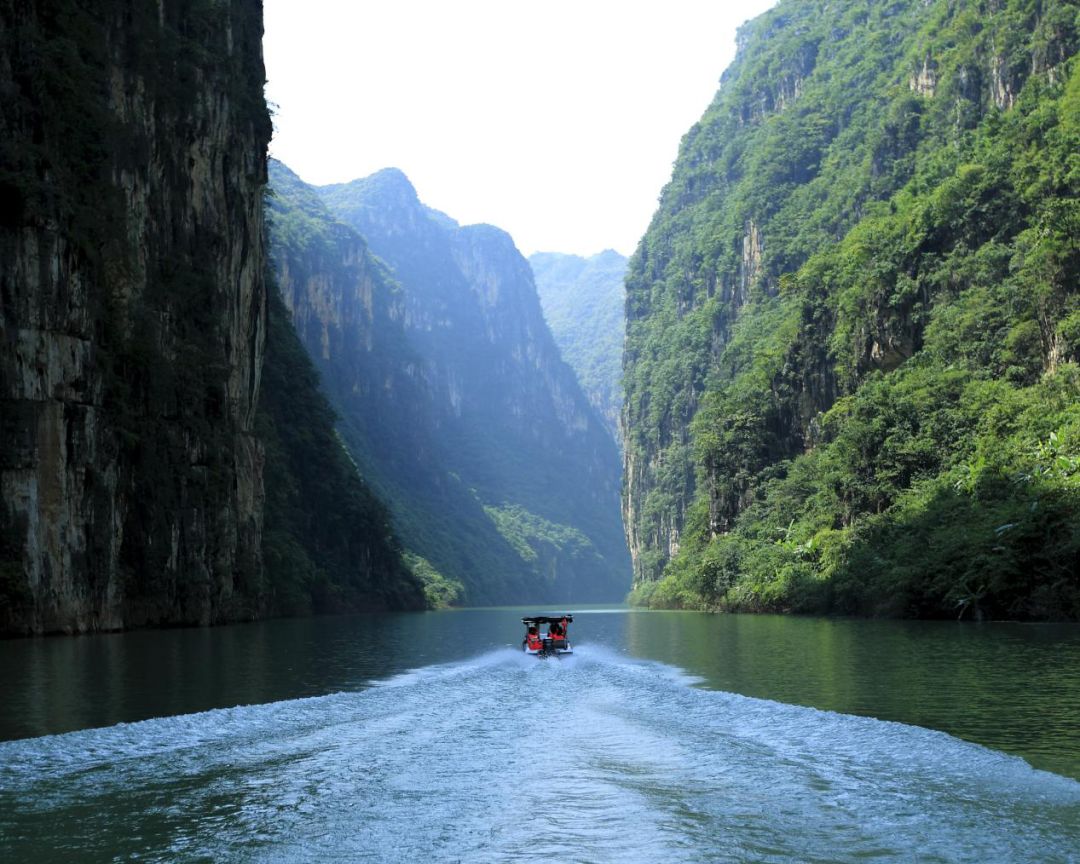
[1,647,1078,863]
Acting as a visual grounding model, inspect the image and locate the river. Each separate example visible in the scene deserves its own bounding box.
[2,609,1079,862]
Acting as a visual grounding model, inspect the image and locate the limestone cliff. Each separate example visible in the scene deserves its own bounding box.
[0,0,271,633]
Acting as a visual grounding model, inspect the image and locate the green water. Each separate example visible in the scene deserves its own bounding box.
[624,611,1080,781]
[3,608,1078,780]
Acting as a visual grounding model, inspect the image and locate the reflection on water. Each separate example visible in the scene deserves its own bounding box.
[2,607,1079,782]
[0,611,524,741]
[624,612,1080,780]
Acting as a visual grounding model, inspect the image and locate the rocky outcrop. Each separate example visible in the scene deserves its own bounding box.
[909,53,937,97]
[0,1,271,633]
[267,163,532,604]
[267,161,440,507]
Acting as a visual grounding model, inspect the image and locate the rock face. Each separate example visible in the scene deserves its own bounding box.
[0,1,271,633]
[530,250,628,448]
[272,165,631,603]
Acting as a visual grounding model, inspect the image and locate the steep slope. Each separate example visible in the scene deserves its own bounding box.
[530,250,628,446]
[0,2,422,634]
[623,0,1080,618]
[304,169,631,603]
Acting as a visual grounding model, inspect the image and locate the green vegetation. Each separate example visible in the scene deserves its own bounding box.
[624,0,1080,619]
[484,504,606,594]
[403,554,464,609]
[530,250,628,446]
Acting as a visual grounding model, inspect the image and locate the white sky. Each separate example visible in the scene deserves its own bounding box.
[263,1,776,258]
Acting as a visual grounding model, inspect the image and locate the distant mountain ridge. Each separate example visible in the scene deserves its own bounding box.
[269,162,631,604]
[530,250,628,449]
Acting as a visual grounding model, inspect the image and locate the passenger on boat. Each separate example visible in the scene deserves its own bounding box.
[525,625,543,651]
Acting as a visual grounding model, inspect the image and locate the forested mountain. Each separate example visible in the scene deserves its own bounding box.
[0,1,422,634]
[623,0,1080,619]
[269,163,630,604]
[530,250,628,446]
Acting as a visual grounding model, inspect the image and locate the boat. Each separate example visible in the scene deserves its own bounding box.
[522,614,573,657]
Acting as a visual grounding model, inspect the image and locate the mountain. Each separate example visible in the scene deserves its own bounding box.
[622,0,1080,619]
[0,1,422,634]
[266,160,509,605]
[530,250,628,447]
[269,164,631,604]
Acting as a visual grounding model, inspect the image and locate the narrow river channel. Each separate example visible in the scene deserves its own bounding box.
[2,609,1078,861]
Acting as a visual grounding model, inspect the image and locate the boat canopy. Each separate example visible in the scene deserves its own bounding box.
[521,614,573,625]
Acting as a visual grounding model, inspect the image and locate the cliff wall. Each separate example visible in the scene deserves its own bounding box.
[0,0,271,633]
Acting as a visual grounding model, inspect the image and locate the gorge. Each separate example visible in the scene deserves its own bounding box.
[2,0,1080,860]
[3,0,1078,633]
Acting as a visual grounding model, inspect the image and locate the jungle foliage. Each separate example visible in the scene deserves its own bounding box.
[624,0,1080,619]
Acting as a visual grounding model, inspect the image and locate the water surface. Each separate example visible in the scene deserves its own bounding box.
[2,609,1079,862]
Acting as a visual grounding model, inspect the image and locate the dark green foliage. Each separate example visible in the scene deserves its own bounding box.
[625,0,1080,619]
[255,285,425,614]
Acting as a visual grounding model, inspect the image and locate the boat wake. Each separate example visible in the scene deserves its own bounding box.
[2,646,1078,862]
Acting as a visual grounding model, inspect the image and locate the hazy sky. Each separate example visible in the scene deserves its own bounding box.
[263,1,776,257]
